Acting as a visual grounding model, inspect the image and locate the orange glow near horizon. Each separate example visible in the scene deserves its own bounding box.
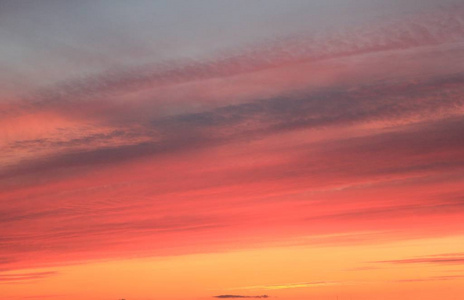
[2,236,464,300]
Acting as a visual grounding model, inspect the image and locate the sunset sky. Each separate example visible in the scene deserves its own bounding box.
[1,1,464,299]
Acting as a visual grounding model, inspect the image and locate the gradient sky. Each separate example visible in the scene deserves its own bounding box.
[1,1,464,300]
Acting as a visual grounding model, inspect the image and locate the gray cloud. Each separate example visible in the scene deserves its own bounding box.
[154,73,464,133]
[2,75,463,187]
[3,4,463,121]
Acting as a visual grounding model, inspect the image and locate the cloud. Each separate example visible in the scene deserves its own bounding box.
[232,282,341,290]
[2,6,463,187]
[1,3,463,274]
[306,198,464,222]
[0,271,57,283]
[394,275,464,283]
[154,73,464,132]
[22,295,64,299]
[374,253,464,265]
[214,295,269,299]
[3,78,463,185]
[4,5,463,123]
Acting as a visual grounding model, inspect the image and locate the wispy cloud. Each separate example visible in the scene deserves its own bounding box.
[394,275,464,283]
[374,253,464,265]
[214,295,269,298]
[231,281,341,290]
[0,271,57,283]
[1,1,463,275]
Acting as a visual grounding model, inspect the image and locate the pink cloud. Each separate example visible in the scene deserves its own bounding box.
[1,5,463,273]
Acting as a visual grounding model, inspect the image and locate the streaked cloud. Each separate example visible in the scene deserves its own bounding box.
[0,271,57,283]
[213,295,269,299]
[0,0,463,287]
[231,281,341,290]
[394,275,464,283]
[375,253,464,265]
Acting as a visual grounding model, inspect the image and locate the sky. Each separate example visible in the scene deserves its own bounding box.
[1,1,464,299]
